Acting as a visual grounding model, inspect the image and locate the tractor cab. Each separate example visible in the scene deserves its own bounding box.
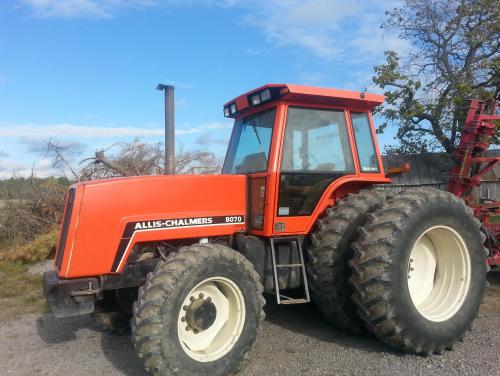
[222,84,390,237]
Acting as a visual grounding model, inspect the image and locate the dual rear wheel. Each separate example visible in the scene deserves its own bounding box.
[308,188,488,354]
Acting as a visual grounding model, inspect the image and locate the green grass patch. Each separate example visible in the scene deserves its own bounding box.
[0,261,48,320]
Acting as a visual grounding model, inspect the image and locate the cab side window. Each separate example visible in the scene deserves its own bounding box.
[351,113,379,173]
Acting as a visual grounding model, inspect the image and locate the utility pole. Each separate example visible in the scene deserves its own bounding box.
[156,83,175,175]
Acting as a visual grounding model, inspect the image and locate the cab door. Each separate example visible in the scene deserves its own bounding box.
[274,106,357,234]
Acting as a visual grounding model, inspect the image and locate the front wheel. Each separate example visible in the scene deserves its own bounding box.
[131,243,265,376]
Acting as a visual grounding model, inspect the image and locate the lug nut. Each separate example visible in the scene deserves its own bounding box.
[183,305,188,311]
[185,326,190,331]
[207,296,212,302]
[199,293,204,299]
[190,296,196,302]
[410,267,415,271]
[181,316,186,322]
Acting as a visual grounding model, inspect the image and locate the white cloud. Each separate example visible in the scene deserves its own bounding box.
[246,48,260,56]
[0,158,60,178]
[240,0,358,60]
[20,0,157,18]
[195,131,229,146]
[18,137,88,156]
[20,0,231,18]
[242,0,408,61]
[19,0,407,62]
[0,123,163,138]
[0,121,233,178]
[341,70,385,94]
[299,71,326,85]
[0,122,232,139]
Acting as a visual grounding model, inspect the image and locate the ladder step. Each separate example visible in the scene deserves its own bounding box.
[269,236,311,305]
[279,298,309,305]
[276,263,303,268]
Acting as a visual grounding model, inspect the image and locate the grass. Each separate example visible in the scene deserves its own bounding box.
[0,261,48,320]
[0,228,58,320]
[0,228,59,263]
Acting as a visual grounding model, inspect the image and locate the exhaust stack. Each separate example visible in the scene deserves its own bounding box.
[156,83,175,175]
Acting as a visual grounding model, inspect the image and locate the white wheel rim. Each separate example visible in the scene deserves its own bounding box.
[407,225,471,322]
[177,277,246,362]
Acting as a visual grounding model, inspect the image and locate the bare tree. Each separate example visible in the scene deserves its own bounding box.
[79,140,222,180]
[174,145,222,175]
[0,176,67,244]
[47,140,81,180]
[0,139,223,247]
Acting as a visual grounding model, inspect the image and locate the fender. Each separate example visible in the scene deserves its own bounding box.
[306,175,391,232]
[271,174,391,235]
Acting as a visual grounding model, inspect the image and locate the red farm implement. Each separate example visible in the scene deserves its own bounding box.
[448,99,500,267]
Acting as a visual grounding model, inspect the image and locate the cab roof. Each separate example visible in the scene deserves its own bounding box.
[223,84,385,118]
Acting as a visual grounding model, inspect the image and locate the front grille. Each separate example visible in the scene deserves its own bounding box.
[55,188,76,271]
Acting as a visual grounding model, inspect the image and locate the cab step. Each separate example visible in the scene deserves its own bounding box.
[269,236,310,305]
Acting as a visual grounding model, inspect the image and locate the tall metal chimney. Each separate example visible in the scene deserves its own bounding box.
[156,83,175,175]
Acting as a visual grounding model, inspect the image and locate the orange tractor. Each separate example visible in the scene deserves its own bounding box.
[43,84,490,376]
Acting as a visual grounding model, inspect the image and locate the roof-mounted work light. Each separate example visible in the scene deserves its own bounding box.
[249,88,272,107]
[224,102,238,117]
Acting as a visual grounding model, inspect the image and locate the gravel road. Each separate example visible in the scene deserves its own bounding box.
[1,271,499,376]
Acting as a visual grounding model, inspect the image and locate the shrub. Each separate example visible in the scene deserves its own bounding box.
[0,228,59,263]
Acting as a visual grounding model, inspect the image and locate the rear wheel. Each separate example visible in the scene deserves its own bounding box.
[306,189,390,333]
[408,226,471,322]
[131,243,265,376]
[350,188,488,354]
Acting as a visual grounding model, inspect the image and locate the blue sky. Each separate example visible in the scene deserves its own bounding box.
[0,0,406,178]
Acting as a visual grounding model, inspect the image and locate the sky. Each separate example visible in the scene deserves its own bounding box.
[0,0,407,178]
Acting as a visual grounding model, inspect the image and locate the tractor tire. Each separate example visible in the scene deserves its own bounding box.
[306,188,390,333]
[349,188,488,354]
[131,243,265,376]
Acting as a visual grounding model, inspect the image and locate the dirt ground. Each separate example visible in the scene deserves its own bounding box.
[0,271,499,376]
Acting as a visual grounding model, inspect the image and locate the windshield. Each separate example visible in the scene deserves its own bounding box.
[223,109,276,174]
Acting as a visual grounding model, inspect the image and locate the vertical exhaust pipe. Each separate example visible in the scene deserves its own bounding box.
[156,83,175,175]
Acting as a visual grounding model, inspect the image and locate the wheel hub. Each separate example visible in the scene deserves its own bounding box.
[184,295,217,333]
[177,277,246,362]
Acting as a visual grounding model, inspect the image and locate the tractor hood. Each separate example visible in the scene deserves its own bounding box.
[55,174,247,278]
